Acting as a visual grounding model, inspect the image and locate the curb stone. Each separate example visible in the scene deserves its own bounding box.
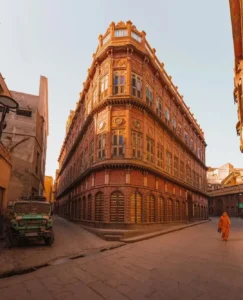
[121,219,211,243]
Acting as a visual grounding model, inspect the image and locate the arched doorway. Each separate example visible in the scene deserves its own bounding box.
[130,193,142,223]
[175,200,180,221]
[82,196,86,220]
[158,197,165,223]
[95,192,104,222]
[147,195,155,223]
[110,191,124,222]
[166,199,173,222]
[87,195,92,221]
[181,201,186,220]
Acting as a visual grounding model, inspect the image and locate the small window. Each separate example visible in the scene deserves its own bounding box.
[113,72,125,95]
[156,97,162,117]
[93,87,98,105]
[184,132,188,145]
[16,109,32,117]
[97,133,106,160]
[178,123,182,136]
[131,74,142,98]
[131,32,142,42]
[112,130,125,156]
[100,74,109,100]
[165,151,172,174]
[146,137,154,163]
[146,85,153,107]
[157,146,163,168]
[115,29,128,37]
[132,131,142,159]
[165,108,170,125]
[172,118,176,131]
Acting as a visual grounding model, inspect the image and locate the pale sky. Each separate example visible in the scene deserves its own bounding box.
[0,0,239,177]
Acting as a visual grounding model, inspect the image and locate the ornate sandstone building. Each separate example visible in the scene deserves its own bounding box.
[56,21,208,229]
[229,0,243,151]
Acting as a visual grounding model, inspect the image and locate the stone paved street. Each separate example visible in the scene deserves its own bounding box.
[0,216,123,275]
[1,218,243,299]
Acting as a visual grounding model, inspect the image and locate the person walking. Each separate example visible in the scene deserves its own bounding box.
[218,212,231,241]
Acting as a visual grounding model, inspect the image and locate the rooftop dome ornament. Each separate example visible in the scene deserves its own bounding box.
[0,95,19,141]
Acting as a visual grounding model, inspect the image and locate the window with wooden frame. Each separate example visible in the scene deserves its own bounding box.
[190,138,194,149]
[87,195,92,221]
[174,156,179,177]
[132,131,142,159]
[184,131,189,145]
[157,145,164,168]
[112,130,125,157]
[175,201,180,221]
[186,161,191,184]
[193,170,196,186]
[165,150,172,174]
[178,123,182,137]
[166,199,173,222]
[95,192,104,222]
[147,195,155,223]
[110,191,124,222]
[93,86,98,105]
[100,74,109,100]
[196,173,199,188]
[130,193,142,223]
[113,71,125,95]
[131,73,142,98]
[172,117,176,131]
[80,152,83,170]
[82,196,86,220]
[156,96,162,117]
[90,140,94,164]
[146,137,154,163]
[180,160,184,180]
[146,84,153,107]
[97,133,106,160]
[158,197,165,223]
[84,148,88,169]
[164,108,170,125]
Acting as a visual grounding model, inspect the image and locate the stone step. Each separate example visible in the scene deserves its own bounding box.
[103,234,124,241]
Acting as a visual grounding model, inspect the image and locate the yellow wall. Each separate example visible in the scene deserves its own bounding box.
[44,176,54,203]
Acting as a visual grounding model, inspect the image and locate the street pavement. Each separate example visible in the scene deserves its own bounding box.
[0,216,123,275]
[1,218,243,299]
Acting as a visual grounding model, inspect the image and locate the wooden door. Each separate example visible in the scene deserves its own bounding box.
[95,192,104,222]
[130,193,142,223]
[110,192,124,222]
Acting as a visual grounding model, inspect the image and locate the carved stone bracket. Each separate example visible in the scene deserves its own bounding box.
[127,47,133,56]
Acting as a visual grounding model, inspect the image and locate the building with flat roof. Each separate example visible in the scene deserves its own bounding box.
[56,21,208,229]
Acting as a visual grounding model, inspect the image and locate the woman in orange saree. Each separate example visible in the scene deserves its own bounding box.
[218,212,231,241]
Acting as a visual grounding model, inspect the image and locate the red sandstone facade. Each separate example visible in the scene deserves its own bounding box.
[56,21,208,228]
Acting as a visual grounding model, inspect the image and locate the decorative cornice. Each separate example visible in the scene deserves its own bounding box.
[56,161,208,200]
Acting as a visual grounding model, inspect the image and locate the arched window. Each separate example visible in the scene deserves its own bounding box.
[194,203,197,219]
[175,200,180,221]
[82,196,86,220]
[95,192,104,222]
[166,199,173,222]
[78,198,81,219]
[181,201,186,220]
[110,191,124,222]
[130,193,142,223]
[147,195,155,223]
[158,197,165,223]
[87,195,92,221]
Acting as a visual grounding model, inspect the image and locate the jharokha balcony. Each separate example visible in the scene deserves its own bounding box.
[56,21,208,229]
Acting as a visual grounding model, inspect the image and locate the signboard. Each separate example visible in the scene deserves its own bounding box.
[238,203,243,208]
